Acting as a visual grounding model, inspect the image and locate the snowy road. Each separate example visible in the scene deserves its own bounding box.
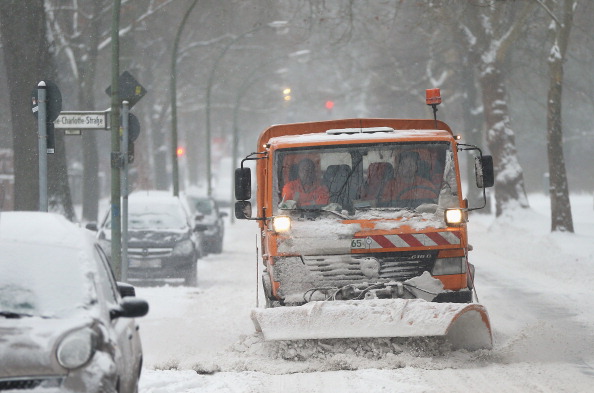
[136,194,594,392]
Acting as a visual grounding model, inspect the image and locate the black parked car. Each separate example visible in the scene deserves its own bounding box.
[185,194,228,254]
[92,191,206,286]
[0,212,148,393]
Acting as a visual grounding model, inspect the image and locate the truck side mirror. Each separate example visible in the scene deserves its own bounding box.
[475,155,494,188]
[235,167,252,201]
[235,201,252,219]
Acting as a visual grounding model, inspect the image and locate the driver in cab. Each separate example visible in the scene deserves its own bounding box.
[282,158,329,207]
[382,151,438,202]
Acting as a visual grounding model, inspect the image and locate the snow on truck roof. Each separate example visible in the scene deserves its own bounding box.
[267,127,454,147]
[259,118,454,147]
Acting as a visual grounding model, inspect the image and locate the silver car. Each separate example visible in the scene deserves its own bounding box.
[0,212,148,393]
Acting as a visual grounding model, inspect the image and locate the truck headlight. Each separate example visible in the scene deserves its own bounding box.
[445,209,465,226]
[56,328,96,369]
[272,216,291,232]
[432,257,466,275]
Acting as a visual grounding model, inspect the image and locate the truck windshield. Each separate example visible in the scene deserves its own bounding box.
[273,142,459,216]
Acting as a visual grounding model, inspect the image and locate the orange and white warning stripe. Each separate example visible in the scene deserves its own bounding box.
[351,231,462,250]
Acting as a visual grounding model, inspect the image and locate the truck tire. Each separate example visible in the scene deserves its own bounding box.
[262,273,279,308]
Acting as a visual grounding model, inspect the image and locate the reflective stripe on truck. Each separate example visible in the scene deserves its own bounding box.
[351,231,461,250]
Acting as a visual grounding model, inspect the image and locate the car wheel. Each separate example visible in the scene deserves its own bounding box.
[184,262,198,286]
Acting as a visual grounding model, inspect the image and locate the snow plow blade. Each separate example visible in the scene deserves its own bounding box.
[251,299,492,351]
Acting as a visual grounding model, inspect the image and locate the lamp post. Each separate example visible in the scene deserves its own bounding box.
[204,20,287,197]
[171,0,199,197]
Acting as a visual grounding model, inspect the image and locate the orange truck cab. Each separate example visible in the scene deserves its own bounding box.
[235,117,494,309]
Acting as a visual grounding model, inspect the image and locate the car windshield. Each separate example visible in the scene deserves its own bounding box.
[273,141,459,218]
[104,201,188,230]
[0,242,93,317]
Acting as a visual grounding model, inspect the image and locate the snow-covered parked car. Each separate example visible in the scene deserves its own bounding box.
[184,194,228,254]
[0,211,148,393]
[90,190,206,286]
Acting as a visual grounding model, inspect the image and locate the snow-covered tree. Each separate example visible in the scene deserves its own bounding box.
[541,0,577,232]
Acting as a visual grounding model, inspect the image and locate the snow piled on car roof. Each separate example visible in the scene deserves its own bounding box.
[0,211,93,247]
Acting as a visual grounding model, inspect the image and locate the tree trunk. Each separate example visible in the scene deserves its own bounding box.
[0,0,74,218]
[48,132,75,220]
[479,66,529,216]
[455,41,487,210]
[0,1,45,211]
[545,0,576,232]
[80,1,102,223]
[458,2,533,217]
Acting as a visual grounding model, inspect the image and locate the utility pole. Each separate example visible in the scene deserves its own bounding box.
[110,0,122,279]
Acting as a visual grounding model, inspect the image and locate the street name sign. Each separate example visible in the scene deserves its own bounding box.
[54,111,109,129]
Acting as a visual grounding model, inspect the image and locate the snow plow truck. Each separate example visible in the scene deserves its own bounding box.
[234,89,494,350]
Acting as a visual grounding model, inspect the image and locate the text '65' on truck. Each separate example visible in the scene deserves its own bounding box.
[235,89,495,350]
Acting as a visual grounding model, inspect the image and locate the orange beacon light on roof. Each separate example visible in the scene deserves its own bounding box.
[425,88,442,105]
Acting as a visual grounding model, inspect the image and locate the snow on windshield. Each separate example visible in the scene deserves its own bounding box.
[0,242,91,316]
[0,212,96,317]
[273,142,458,217]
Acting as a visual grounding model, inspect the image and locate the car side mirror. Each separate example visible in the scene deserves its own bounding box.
[85,222,98,231]
[110,298,149,319]
[235,167,251,201]
[475,155,494,188]
[117,282,136,297]
[235,201,252,219]
[194,213,205,221]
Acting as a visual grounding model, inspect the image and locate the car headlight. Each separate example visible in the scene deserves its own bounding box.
[56,328,97,369]
[172,239,194,256]
[272,216,291,232]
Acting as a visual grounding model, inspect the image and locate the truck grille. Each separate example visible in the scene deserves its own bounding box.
[301,250,438,286]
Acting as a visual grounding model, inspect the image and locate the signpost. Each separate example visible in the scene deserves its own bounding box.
[31,80,62,211]
[105,71,147,281]
[105,71,147,109]
[29,70,145,282]
[54,111,109,129]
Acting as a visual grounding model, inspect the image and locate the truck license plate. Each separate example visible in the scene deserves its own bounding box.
[351,238,368,249]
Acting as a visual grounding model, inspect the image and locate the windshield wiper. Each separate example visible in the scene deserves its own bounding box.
[321,208,349,219]
[284,206,350,220]
[0,311,33,319]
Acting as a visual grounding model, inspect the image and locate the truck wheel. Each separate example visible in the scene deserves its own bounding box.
[262,273,278,308]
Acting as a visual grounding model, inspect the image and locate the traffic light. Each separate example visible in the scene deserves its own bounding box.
[325,100,334,111]
[176,146,185,157]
